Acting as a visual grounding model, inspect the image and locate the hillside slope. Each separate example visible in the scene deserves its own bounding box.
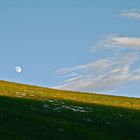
[0,80,140,140]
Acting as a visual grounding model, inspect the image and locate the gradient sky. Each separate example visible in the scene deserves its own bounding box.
[1,0,140,97]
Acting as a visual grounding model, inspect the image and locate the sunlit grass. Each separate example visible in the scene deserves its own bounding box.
[0,80,140,110]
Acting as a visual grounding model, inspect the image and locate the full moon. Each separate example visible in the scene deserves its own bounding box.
[15,66,22,73]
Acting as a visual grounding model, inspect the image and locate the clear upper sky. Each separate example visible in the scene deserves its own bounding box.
[1,0,140,97]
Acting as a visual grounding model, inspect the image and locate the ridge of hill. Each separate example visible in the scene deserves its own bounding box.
[0,80,139,110]
[0,80,140,140]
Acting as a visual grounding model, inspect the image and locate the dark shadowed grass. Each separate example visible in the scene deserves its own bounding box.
[0,96,140,140]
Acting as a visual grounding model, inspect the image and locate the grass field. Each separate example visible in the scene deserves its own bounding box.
[0,80,140,140]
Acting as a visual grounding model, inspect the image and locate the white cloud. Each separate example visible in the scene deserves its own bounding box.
[54,54,140,92]
[54,34,140,94]
[93,34,140,50]
[120,9,140,20]
[56,59,110,75]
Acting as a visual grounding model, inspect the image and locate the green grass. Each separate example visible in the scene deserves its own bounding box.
[0,80,140,140]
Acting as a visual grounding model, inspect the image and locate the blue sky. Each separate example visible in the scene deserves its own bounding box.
[1,0,140,97]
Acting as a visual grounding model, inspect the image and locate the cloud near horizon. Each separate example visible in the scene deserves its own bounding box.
[120,9,140,20]
[54,53,140,92]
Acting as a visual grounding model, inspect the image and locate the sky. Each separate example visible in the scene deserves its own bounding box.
[1,0,140,98]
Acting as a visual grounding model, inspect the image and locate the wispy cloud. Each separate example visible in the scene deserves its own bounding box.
[120,9,140,20]
[54,34,140,93]
[93,34,140,51]
[54,54,140,92]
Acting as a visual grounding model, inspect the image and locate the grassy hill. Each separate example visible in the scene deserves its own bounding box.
[0,80,140,140]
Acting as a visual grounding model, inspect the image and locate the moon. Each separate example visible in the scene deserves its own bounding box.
[15,66,22,73]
